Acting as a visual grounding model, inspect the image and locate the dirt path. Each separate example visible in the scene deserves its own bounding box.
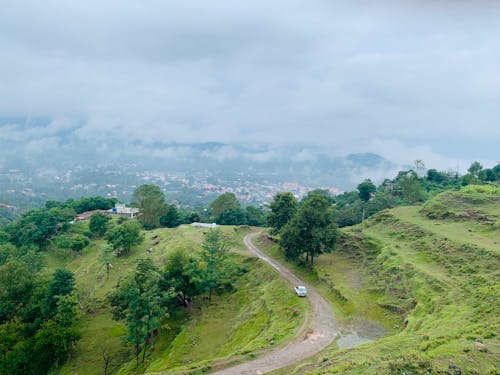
[211,232,338,375]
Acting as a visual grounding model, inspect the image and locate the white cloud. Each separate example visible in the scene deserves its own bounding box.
[0,0,498,165]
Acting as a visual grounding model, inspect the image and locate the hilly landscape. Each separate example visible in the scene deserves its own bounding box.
[1,182,498,375]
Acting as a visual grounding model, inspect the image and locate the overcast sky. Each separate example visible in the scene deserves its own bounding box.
[1,0,499,170]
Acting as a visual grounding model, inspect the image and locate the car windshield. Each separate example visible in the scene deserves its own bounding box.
[297,286,306,292]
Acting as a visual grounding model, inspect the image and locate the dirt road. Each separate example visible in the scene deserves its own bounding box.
[211,232,338,375]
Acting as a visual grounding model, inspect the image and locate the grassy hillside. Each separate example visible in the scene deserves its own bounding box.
[266,189,499,374]
[44,225,307,375]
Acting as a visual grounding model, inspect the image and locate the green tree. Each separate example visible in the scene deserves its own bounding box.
[357,179,376,221]
[89,213,111,237]
[267,192,298,235]
[189,229,234,300]
[109,259,172,364]
[397,171,426,204]
[161,249,200,306]
[468,161,483,179]
[132,185,167,229]
[10,209,58,249]
[216,208,248,225]
[357,179,376,202]
[69,235,90,254]
[280,194,337,267]
[160,205,181,228]
[43,269,75,319]
[106,221,143,256]
[209,193,240,219]
[245,205,265,226]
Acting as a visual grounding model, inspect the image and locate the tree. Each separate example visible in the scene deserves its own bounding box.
[106,221,143,256]
[161,249,200,306]
[280,194,337,267]
[69,235,89,254]
[160,205,181,228]
[245,206,265,226]
[89,213,110,237]
[468,161,483,179]
[132,185,167,229]
[43,269,75,319]
[10,209,58,249]
[189,229,234,300]
[209,193,240,219]
[357,179,376,221]
[357,179,376,202]
[109,259,172,364]
[216,208,248,225]
[397,171,426,204]
[267,192,298,235]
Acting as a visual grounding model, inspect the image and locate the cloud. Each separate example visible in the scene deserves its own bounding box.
[0,0,499,166]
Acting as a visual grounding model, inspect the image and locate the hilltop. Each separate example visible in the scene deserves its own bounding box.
[263,187,499,374]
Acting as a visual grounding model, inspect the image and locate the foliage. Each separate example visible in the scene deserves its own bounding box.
[267,192,298,235]
[280,194,337,266]
[46,196,117,215]
[357,179,376,202]
[69,234,90,253]
[216,207,248,225]
[159,204,181,228]
[161,249,200,306]
[106,221,144,256]
[187,229,235,300]
[132,184,167,229]
[9,208,59,249]
[109,258,173,364]
[209,192,240,219]
[88,212,111,237]
[0,265,79,375]
[245,205,265,226]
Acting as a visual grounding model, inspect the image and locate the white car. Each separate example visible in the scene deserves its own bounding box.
[294,285,307,297]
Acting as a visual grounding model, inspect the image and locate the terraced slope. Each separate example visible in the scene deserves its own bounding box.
[274,190,499,374]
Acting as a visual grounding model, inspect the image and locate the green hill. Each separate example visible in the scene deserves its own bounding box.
[45,226,307,375]
[265,188,499,374]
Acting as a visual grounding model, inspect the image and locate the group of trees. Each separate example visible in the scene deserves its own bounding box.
[132,184,206,229]
[109,229,235,364]
[268,192,338,267]
[0,256,80,374]
[333,161,500,228]
[208,192,265,226]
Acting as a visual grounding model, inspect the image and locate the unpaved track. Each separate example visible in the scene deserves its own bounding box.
[211,232,338,375]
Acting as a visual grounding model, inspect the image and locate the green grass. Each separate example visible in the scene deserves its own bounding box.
[268,190,500,374]
[46,225,307,375]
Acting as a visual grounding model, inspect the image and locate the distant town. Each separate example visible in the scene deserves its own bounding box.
[0,165,343,211]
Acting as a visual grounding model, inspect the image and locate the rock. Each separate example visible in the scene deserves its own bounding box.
[474,341,488,352]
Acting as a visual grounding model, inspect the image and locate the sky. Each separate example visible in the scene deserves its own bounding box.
[1,0,499,171]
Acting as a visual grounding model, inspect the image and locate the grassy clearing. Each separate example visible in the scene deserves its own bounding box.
[268,190,499,374]
[46,225,307,375]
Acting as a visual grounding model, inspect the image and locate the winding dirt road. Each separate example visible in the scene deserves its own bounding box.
[211,232,338,375]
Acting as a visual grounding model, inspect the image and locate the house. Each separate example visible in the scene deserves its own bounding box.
[107,204,140,219]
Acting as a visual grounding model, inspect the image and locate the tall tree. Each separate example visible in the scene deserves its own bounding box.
[161,249,200,306]
[106,221,143,256]
[89,213,111,237]
[132,185,167,229]
[209,193,240,219]
[280,194,337,267]
[189,229,234,300]
[109,259,172,364]
[267,192,298,235]
[357,179,376,221]
[468,161,483,179]
[159,205,181,228]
